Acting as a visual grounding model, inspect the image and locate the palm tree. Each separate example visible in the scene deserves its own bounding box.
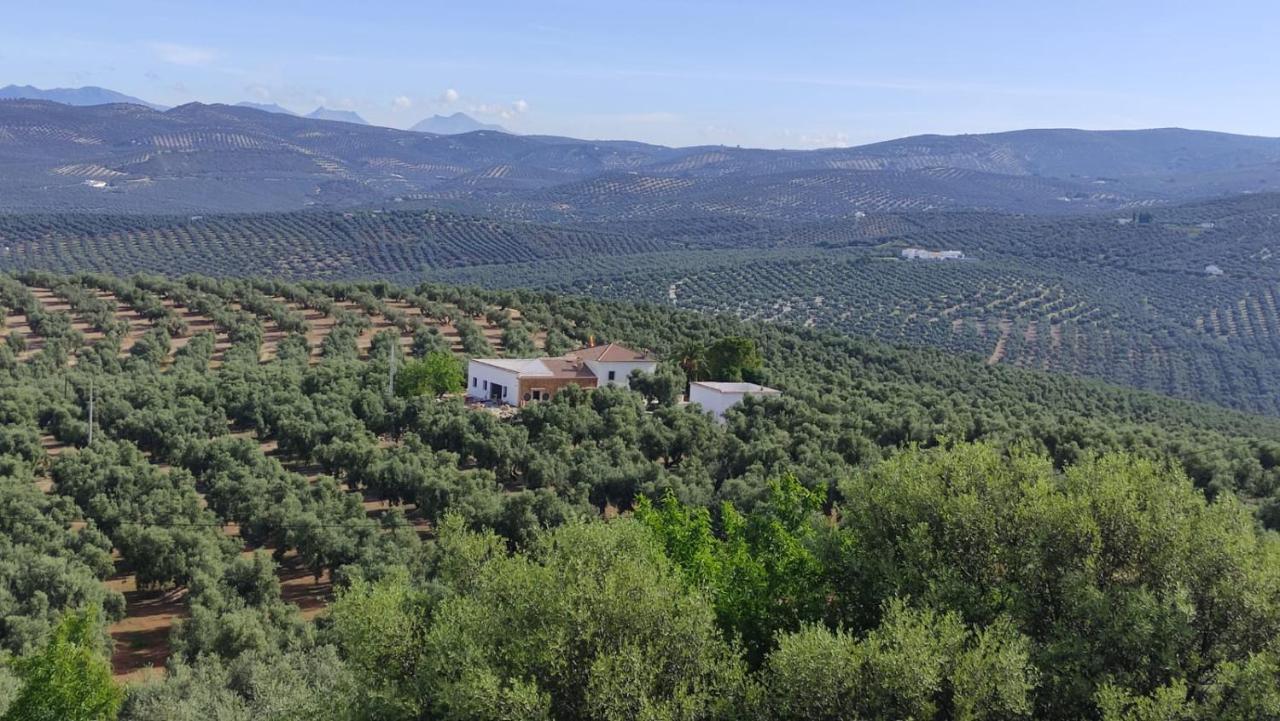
[675,342,709,384]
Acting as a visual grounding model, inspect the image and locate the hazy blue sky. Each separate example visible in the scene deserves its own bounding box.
[2,0,1276,147]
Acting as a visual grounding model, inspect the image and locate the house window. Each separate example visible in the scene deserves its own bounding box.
[472,377,477,387]
[608,370,616,381]
[483,380,488,390]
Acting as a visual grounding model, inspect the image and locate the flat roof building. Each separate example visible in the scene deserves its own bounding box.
[688,381,782,422]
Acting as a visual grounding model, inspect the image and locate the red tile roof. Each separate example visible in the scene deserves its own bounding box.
[539,358,600,379]
[564,343,655,363]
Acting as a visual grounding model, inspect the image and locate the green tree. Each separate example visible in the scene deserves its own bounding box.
[836,443,1280,721]
[674,342,709,384]
[3,611,121,721]
[119,647,354,721]
[704,337,763,383]
[629,365,685,407]
[396,351,465,398]
[326,571,431,721]
[635,474,828,666]
[334,515,746,721]
[754,601,1035,721]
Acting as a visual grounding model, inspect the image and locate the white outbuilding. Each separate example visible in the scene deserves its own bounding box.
[688,381,782,422]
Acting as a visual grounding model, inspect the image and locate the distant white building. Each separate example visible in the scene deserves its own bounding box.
[901,248,964,261]
[466,343,657,407]
[688,381,782,422]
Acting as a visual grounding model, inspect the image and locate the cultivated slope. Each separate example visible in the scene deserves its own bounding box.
[3,100,1280,214]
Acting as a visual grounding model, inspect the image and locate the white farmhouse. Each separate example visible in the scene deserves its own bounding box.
[466,343,657,407]
[688,381,782,422]
[563,343,657,389]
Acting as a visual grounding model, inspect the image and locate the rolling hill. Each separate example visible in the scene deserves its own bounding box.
[431,192,1280,416]
[3,100,1280,214]
[6,193,1280,415]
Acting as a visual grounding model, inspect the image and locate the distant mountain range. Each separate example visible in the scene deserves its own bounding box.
[305,107,368,125]
[2,98,1280,216]
[411,112,506,135]
[236,101,297,116]
[0,84,165,110]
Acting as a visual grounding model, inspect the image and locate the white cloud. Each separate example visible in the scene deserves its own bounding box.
[393,95,413,110]
[472,99,532,121]
[439,88,460,104]
[246,84,272,101]
[149,42,216,67]
[782,129,851,149]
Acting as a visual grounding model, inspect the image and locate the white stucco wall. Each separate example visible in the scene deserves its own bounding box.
[688,382,781,421]
[688,385,742,420]
[585,360,658,389]
[466,361,522,405]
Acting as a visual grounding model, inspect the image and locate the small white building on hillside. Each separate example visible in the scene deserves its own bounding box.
[901,248,964,261]
[466,343,657,407]
[688,381,782,422]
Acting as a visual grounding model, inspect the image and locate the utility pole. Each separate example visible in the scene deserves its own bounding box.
[86,377,94,447]
[387,339,397,396]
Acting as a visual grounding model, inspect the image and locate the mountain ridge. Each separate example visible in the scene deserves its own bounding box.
[235,101,297,116]
[2,99,1279,214]
[411,111,507,134]
[0,83,165,110]
[305,106,369,125]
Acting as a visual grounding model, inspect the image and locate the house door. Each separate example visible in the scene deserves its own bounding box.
[489,382,505,402]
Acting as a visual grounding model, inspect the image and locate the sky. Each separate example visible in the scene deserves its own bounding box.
[2,0,1278,148]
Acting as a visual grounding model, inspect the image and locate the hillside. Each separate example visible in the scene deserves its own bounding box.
[6,193,1280,415]
[3,101,1280,214]
[432,192,1280,416]
[1,272,1279,718]
[0,210,673,278]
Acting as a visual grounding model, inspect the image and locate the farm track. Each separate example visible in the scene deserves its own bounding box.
[986,319,1013,365]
